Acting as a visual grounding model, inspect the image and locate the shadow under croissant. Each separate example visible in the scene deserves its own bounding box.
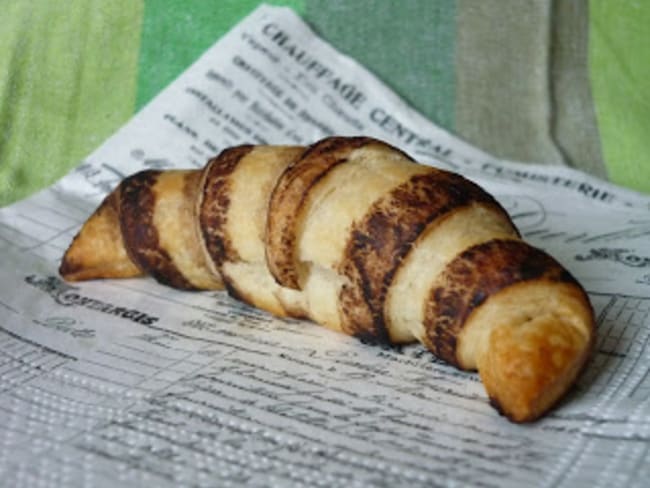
[59,136,596,423]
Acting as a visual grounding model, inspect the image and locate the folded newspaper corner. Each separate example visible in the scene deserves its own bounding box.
[2,4,650,487]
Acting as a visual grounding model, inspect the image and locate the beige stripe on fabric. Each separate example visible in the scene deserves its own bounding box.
[455,0,607,179]
[550,0,607,179]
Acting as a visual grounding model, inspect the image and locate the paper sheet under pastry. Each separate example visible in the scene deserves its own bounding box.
[1,5,649,487]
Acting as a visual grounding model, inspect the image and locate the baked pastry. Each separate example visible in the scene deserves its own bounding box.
[60,136,595,422]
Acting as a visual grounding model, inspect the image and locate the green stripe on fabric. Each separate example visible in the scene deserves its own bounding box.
[136,0,305,110]
[304,0,456,130]
[0,0,143,206]
[589,1,650,194]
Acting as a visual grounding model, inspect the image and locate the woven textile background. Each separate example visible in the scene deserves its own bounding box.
[1,0,648,206]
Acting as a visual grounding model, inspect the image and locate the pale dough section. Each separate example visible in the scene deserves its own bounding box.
[153,170,224,290]
[222,146,307,317]
[296,145,429,330]
[386,203,518,343]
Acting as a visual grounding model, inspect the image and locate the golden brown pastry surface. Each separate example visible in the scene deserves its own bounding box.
[59,136,595,423]
[59,191,142,282]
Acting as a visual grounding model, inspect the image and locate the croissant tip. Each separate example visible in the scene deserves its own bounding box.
[58,236,88,282]
[58,257,75,281]
[478,312,591,423]
[488,394,548,423]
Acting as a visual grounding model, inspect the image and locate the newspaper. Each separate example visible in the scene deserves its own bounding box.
[1,5,649,487]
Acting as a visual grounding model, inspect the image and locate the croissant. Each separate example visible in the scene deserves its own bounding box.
[60,137,595,422]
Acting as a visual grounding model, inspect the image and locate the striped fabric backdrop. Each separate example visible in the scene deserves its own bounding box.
[1,0,648,206]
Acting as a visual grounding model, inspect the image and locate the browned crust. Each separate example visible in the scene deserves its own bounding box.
[198,145,254,270]
[58,253,82,280]
[265,136,407,289]
[423,239,583,367]
[119,170,195,290]
[338,170,515,343]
